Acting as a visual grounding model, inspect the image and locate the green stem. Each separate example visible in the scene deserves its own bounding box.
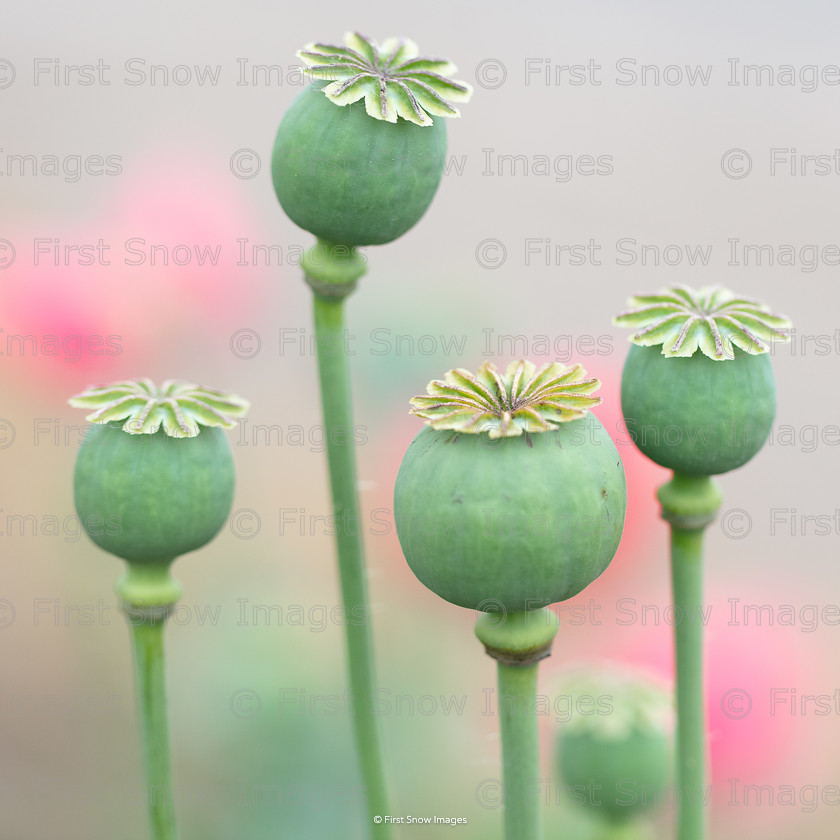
[497,661,541,840]
[670,526,706,840]
[310,272,391,837]
[127,610,177,840]
[476,609,559,840]
[658,473,722,840]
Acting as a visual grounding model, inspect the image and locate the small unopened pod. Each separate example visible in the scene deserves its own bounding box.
[70,379,249,574]
[556,667,673,825]
[271,32,472,248]
[614,285,791,476]
[393,361,627,613]
[554,665,674,822]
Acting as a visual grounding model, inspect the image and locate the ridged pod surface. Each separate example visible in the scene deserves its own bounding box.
[271,83,447,247]
[74,423,235,563]
[620,344,776,475]
[394,418,626,612]
[559,727,671,820]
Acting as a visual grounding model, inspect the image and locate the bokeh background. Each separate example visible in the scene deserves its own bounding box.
[3,1,839,837]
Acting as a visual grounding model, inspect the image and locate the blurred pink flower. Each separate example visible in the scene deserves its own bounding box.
[5,148,264,387]
[612,596,804,789]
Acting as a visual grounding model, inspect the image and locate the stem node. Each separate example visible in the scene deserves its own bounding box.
[475,608,560,666]
[658,473,722,530]
[303,239,367,298]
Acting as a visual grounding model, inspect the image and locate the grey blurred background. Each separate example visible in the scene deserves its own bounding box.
[2,1,839,837]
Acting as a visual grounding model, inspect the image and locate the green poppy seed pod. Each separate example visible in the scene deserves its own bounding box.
[74,424,234,562]
[614,285,791,476]
[621,345,776,475]
[69,380,249,602]
[393,362,627,613]
[271,32,471,248]
[556,667,673,823]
